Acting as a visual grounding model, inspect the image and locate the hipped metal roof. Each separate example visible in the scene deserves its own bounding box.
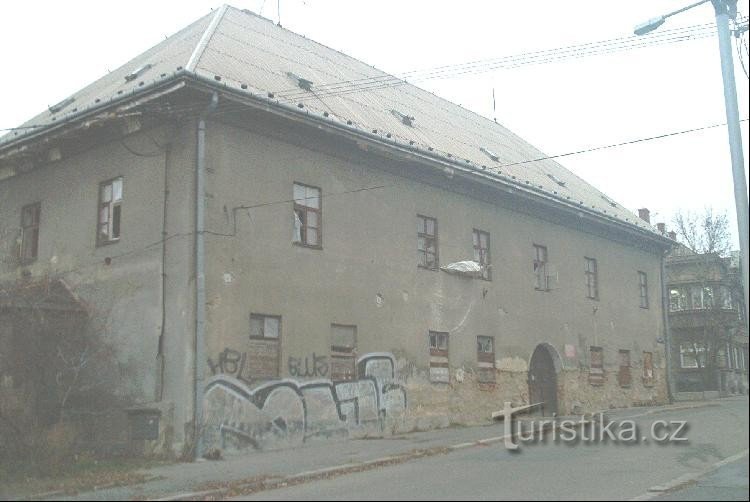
[1,5,662,234]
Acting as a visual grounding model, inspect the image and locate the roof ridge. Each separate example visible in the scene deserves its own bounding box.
[187,4,230,72]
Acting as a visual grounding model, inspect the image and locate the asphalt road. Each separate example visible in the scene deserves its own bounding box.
[655,455,749,501]
[235,397,749,501]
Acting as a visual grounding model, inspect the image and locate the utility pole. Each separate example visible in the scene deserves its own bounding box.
[711,0,749,326]
[635,0,749,327]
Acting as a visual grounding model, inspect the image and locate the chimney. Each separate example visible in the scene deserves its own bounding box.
[668,231,677,240]
[656,222,666,235]
[638,208,651,224]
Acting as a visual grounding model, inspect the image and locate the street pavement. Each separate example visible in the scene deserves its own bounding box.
[30,396,747,501]
[655,455,749,501]
[233,396,748,501]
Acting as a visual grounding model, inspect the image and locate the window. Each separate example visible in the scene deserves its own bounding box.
[248,314,281,379]
[417,215,438,270]
[473,229,491,280]
[669,288,687,311]
[330,324,357,381]
[98,177,123,245]
[477,336,495,383]
[702,286,714,309]
[642,351,654,386]
[533,244,548,290]
[689,286,703,310]
[719,286,733,310]
[585,257,598,300]
[679,343,706,369]
[20,203,41,264]
[428,331,449,383]
[293,183,321,248]
[638,271,649,308]
[250,314,280,339]
[617,350,631,387]
[589,346,604,385]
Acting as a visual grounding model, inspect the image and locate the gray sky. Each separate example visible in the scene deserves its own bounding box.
[2,0,748,247]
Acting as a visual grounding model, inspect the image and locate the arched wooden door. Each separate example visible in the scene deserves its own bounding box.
[528,344,558,416]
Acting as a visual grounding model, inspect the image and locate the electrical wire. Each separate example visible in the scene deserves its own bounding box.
[0,19,731,134]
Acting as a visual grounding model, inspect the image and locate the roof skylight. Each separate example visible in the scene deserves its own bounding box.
[547,173,566,187]
[48,96,75,114]
[125,64,153,82]
[286,72,313,91]
[480,147,499,162]
[391,109,415,127]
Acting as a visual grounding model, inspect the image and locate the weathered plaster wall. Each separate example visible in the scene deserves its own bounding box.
[0,123,197,453]
[199,117,668,450]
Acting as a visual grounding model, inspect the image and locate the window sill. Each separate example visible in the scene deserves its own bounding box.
[97,238,121,248]
[293,242,323,250]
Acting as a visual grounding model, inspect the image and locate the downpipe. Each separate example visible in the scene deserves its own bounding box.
[194,91,218,460]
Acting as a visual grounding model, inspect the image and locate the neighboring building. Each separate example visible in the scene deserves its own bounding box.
[666,246,748,399]
[0,6,673,456]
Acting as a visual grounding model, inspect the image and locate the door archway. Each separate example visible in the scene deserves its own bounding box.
[528,344,559,416]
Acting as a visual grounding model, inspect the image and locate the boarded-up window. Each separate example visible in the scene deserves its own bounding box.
[473,229,491,280]
[293,183,321,247]
[98,177,123,245]
[585,257,598,300]
[642,351,654,386]
[534,244,548,290]
[248,314,281,379]
[330,324,356,381]
[477,336,495,383]
[417,215,438,270]
[589,346,604,385]
[20,202,41,264]
[639,272,649,308]
[618,350,631,387]
[429,331,449,383]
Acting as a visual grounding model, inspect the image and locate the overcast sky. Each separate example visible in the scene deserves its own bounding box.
[1,0,748,248]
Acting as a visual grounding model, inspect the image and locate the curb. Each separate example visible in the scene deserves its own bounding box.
[629,449,749,501]
[153,422,557,501]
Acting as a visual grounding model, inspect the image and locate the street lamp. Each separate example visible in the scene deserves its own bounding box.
[635,0,749,328]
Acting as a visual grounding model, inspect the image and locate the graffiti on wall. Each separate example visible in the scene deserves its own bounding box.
[203,352,407,451]
[288,353,329,378]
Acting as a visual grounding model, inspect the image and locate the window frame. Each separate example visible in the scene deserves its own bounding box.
[428,330,450,383]
[292,182,322,249]
[249,313,282,340]
[638,271,649,309]
[96,176,123,247]
[617,349,631,387]
[533,244,549,291]
[330,323,357,381]
[20,202,41,264]
[473,229,491,281]
[589,346,604,386]
[417,215,439,271]
[584,257,599,300]
[476,335,496,383]
[247,313,282,380]
[642,351,655,386]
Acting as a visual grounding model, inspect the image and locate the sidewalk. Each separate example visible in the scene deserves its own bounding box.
[21,399,719,501]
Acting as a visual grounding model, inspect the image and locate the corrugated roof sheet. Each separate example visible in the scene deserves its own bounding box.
[2,5,656,232]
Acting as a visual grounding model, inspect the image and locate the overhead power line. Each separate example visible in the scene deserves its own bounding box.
[272,20,729,102]
[1,17,744,134]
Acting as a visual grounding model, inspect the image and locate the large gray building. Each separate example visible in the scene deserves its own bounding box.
[0,6,673,456]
